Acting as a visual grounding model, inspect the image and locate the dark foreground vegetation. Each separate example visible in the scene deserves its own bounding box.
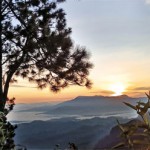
[0,0,92,148]
[96,92,150,150]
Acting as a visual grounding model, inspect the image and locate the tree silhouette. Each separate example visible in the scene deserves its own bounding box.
[0,0,93,111]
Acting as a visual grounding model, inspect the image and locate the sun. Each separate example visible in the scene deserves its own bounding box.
[109,82,126,96]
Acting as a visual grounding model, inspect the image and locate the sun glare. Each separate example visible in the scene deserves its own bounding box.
[109,82,126,96]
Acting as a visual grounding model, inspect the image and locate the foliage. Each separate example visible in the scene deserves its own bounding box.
[0,0,92,148]
[54,142,78,150]
[113,92,150,150]
[0,97,17,149]
[0,98,27,150]
[0,0,93,111]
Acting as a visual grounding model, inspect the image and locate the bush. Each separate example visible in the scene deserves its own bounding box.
[0,97,17,149]
[113,92,150,149]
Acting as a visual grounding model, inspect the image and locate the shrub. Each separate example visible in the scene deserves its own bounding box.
[0,97,17,149]
[113,92,150,149]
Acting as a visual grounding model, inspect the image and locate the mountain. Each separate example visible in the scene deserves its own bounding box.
[13,95,147,149]
[43,95,146,116]
[15,117,130,150]
[9,95,147,123]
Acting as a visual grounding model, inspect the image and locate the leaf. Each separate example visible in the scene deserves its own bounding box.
[145,92,150,108]
[117,119,125,132]
[134,133,149,137]
[133,140,150,145]
[137,101,145,106]
[145,92,150,100]
[112,142,125,149]
[140,103,149,116]
[143,115,149,125]
[123,102,137,110]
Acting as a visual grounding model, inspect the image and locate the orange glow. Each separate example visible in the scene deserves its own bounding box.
[8,81,94,103]
[109,82,126,96]
[4,0,150,103]
[8,75,148,103]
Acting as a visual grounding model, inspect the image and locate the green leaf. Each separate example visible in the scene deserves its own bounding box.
[117,119,124,132]
[112,142,125,149]
[133,140,150,145]
[137,101,145,106]
[145,92,150,100]
[123,102,137,110]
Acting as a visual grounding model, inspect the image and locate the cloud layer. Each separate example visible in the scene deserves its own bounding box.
[10,85,37,88]
[133,87,150,91]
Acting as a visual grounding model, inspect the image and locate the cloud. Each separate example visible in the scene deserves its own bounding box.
[91,90,115,95]
[132,87,150,91]
[10,85,37,88]
[145,0,150,4]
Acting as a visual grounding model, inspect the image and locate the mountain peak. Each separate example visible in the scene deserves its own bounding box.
[74,95,130,100]
[114,94,130,98]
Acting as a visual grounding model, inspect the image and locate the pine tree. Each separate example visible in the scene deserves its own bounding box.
[0,0,93,111]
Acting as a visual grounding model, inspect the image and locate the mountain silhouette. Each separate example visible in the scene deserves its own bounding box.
[43,95,146,116]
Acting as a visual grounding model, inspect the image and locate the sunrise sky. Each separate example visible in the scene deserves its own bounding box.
[8,0,150,103]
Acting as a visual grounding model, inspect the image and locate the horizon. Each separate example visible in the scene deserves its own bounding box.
[14,94,147,104]
[8,0,150,103]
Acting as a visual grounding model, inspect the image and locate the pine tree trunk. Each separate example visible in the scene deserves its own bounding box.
[0,1,4,112]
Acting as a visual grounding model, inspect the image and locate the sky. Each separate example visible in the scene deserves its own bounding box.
[9,0,150,103]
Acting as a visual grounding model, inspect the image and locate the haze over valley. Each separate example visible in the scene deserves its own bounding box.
[8,95,147,149]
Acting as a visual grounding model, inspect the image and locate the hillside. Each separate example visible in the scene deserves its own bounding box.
[44,95,146,116]
[15,117,129,150]
[13,95,147,149]
[17,95,146,116]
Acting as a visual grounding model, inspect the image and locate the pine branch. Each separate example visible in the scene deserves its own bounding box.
[4,0,27,28]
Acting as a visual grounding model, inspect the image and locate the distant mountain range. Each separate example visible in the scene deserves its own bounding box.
[9,95,147,123]
[25,95,146,116]
[14,95,148,149]
[15,117,130,150]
